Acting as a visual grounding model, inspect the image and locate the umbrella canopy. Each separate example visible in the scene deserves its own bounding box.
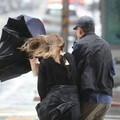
[0,14,46,82]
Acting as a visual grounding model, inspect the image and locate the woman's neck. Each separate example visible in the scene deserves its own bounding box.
[60,51,66,56]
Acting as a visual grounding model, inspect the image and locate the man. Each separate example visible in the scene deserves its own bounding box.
[72,15,115,120]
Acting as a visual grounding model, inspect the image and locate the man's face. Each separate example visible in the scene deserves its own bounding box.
[76,27,84,39]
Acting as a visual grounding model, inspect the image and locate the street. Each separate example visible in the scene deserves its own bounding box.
[0,72,39,120]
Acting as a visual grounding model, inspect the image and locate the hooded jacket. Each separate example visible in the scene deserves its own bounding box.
[72,32,114,96]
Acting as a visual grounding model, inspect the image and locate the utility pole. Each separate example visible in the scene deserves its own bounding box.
[61,0,69,51]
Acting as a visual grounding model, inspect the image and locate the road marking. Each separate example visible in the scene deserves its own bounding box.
[105,115,120,119]
[6,117,35,120]
[0,109,37,117]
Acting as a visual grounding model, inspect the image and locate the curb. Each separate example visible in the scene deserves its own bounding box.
[34,96,40,101]
[111,102,120,106]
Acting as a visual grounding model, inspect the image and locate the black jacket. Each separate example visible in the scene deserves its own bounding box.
[37,52,78,100]
[72,32,114,96]
[36,53,81,120]
[36,85,80,120]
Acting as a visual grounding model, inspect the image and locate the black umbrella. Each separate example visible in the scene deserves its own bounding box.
[0,14,46,82]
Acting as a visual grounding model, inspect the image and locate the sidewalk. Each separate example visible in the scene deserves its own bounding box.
[111,48,120,107]
[0,72,39,120]
[112,90,120,106]
[111,48,120,64]
[0,109,38,120]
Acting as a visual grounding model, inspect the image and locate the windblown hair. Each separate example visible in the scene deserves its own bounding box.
[20,34,65,63]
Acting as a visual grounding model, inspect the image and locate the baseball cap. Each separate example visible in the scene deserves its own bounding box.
[73,15,95,30]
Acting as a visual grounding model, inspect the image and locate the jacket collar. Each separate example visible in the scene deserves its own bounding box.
[80,32,95,39]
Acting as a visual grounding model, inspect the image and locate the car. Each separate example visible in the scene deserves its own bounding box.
[42,4,78,38]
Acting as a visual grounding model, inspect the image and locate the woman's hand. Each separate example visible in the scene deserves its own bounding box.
[29,58,40,77]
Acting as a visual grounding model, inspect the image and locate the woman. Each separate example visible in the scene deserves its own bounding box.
[20,34,81,120]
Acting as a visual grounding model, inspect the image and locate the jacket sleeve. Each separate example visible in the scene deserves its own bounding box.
[37,60,47,101]
[111,57,116,76]
[72,42,89,82]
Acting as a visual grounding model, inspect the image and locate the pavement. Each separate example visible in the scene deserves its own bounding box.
[0,71,40,120]
[0,109,38,120]
[111,47,120,106]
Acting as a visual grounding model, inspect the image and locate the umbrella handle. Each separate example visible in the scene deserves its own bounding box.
[29,58,39,77]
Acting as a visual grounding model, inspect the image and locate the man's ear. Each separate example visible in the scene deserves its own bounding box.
[80,29,83,34]
[78,27,84,35]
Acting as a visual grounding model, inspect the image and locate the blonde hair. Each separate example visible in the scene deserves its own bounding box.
[20,33,65,63]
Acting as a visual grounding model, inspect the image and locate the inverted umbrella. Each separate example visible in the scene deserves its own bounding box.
[0,14,46,82]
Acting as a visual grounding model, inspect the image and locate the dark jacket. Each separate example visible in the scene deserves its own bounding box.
[72,32,114,96]
[36,53,81,120]
[36,85,80,120]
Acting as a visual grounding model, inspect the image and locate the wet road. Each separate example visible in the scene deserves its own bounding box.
[0,72,39,120]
